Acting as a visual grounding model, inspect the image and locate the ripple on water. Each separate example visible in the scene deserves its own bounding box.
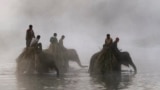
[0,63,160,90]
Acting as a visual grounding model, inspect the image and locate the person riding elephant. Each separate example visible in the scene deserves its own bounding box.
[27,35,41,73]
[49,33,59,56]
[16,41,59,76]
[26,24,35,48]
[111,37,121,71]
[30,35,41,47]
[104,34,113,48]
[97,34,118,74]
[50,33,58,44]
[59,35,67,51]
[111,37,137,73]
[89,36,137,75]
[112,37,120,53]
[58,35,68,69]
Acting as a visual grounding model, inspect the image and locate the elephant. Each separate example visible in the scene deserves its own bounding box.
[47,44,87,68]
[89,48,137,75]
[16,44,59,76]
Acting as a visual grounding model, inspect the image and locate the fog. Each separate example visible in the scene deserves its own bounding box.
[0,0,160,73]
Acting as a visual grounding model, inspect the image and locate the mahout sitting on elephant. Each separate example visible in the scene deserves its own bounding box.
[47,35,87,71]
[47,45,87,69]
[89,35,137,75]
[89,50,137,74]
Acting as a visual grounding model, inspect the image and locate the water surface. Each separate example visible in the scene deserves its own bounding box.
[0,63,160,90]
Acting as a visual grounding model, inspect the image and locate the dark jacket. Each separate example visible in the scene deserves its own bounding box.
[26,29,35,40]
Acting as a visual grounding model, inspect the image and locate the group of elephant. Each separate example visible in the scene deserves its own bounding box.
[16,43,86,76]
[16,43,137,77]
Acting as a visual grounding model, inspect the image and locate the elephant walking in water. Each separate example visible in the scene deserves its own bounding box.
[16,44,59,76]
[89,49,137,75]
[47,44,87,68]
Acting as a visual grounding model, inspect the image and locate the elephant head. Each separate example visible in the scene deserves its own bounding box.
[66,49,87,68]
[119,51,137,73]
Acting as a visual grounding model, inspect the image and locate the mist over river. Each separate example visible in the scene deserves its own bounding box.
[1,0,160,90]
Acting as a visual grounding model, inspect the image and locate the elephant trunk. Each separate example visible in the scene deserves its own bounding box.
[121,52,137,74]
[130,61,137,74]
[127,54,137,74]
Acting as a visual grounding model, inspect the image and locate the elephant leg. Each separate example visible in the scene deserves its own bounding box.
[52,63,59,77]
[37,63,48,74]
[54,66,59,77]
[114,63,121,72]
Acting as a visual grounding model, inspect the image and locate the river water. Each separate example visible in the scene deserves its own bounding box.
[0,63,160,90]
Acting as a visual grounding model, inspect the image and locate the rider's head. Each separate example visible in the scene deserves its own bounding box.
[62,35,65,39]
[115,37,119,42]
[106,34,110,38]
[37,35,41,39]
[29,24,33,29]
[53,33,57,37]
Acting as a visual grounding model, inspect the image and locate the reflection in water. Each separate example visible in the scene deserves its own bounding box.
[16,68,135,90]
[90,72,135,90]
[1,64,160,90]
[17,74,62,90]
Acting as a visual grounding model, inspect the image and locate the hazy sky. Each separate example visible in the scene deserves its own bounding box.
[0,0,160,72]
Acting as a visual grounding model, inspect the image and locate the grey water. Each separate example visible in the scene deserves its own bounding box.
[1,62,160,90]
[1,0,160,90]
